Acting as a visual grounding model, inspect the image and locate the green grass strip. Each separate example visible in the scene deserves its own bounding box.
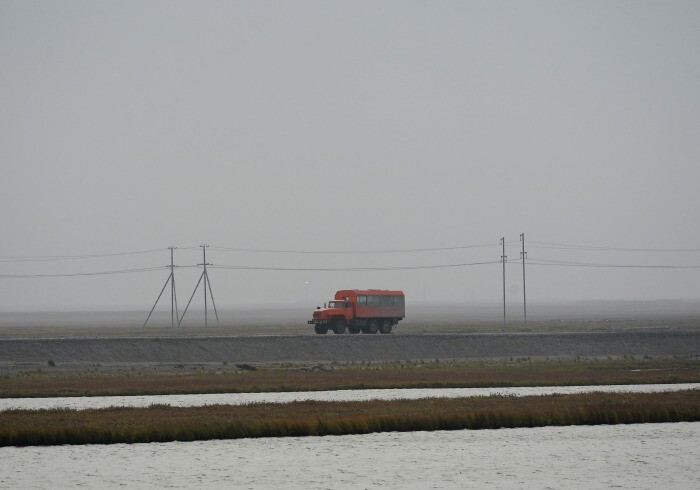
[1,390,698,447]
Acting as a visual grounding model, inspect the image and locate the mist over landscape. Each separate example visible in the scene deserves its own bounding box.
[2,1,699,315]
[2,5,699,488]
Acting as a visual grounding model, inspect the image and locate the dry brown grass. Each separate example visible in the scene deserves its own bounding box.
[1,390,697,447]
[2,357,697,398]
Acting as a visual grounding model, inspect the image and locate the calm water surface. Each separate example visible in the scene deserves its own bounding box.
[1,423,697,489]
[1,383,697,411]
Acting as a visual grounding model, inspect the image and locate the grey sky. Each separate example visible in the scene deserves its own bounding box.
[1,1,699,310]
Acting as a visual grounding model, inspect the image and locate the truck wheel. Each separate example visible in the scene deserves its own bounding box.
[348,325,361,334]
[379,320,392,334]
[365,319,379,334]
[314,324,328,335]
[332,320,346,334]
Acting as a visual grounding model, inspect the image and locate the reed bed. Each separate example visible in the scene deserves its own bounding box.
[2,357,698,398]
[1,390,698,447]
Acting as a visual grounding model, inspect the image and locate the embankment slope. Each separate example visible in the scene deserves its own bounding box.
[0,331,698,366]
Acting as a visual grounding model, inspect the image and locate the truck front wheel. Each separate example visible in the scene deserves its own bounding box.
[332,320,346,334]
[314,324,328,335]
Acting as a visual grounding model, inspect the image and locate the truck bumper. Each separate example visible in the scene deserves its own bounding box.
[308,319,328,325]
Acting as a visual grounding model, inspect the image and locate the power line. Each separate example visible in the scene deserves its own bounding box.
[526,258,700,269]
[210,260,501,272]
[3,239,699,262]
[0,267,167,278]
[526,241,700,252]
[0,249,169,263]
[0,260,501,278]
[209,243,499,254]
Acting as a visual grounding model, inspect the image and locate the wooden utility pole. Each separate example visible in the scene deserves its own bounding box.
[520,233,527,325]
[179,244,219,328]
[500,237,506,323]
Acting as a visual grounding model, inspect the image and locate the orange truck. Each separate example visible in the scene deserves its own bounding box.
[308,289,405,334]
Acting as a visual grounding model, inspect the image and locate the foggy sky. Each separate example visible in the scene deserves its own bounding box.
[1,1,699,310]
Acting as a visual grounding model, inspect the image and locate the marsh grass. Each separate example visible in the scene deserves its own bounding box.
[0,390,698,447]
[1,357,698,398]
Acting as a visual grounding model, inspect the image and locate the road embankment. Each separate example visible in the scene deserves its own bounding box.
[0,331,697,366]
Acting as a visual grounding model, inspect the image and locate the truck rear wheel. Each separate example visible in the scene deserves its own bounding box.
[363,319,379,334]
[379,320,392,334]
[332,320,346,334]
[314,324,328,335]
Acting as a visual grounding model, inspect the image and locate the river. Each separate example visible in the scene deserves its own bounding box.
[1,423,697,488]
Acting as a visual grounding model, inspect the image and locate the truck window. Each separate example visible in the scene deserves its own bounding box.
[357,295,367,305]
[368,295,380,306]
[380,295,394,306]
[395,295,405,306]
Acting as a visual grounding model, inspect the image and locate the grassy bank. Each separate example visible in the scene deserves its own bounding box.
[1,390,697,447]
[1,357,698,398]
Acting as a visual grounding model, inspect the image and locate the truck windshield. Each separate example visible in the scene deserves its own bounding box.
[328,301,346,308]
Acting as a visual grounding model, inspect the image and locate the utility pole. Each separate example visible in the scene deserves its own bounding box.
[169,246,178,328]
[203,244,208,327]
[520,233,527,325]
[143,246,179,332]
[179,244,219,328]
[500,237,506,323]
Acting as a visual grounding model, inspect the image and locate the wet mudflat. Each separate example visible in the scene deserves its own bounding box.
[1,423,697,489]
[1,383,697,411]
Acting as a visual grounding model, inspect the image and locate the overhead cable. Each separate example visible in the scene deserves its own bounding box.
[526,241,700,253]
[525,258,700,269]
[0,249,168,263]
[210,260,500,272]
[209,243,499,254]
[0,267,168,278]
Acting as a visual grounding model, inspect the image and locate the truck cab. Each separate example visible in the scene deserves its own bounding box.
[309,300,353,334]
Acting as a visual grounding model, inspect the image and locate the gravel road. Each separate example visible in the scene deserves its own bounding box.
[0,331,697,367]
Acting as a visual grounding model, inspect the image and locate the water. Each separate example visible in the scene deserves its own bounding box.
[1,423,697,488]
[1,383,697,411]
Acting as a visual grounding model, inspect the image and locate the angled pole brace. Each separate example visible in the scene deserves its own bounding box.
[178,270,204,328]
[143,275,171,333]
